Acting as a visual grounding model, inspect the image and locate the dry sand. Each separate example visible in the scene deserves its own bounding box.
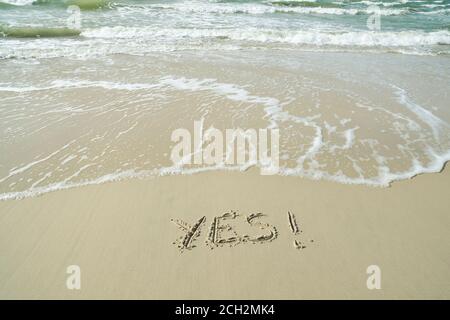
[0,166,449,299]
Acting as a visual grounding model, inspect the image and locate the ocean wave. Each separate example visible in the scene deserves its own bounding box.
[139,2,410,16]
[113,0,450,17]
[0,0,34,6]
[267,1,341,8]
[419,8,450,15]
[81,26,450,47]
[0,26,81,38]
[1,0,447,16]
[1,27,448,61]
[0,0,111,9]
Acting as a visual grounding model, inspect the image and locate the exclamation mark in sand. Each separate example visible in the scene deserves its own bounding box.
[287,211,313,250]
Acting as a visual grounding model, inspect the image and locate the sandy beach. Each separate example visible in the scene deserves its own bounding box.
[1,165,449,299]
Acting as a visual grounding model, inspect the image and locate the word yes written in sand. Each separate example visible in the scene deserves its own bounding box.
[171,211,313,252]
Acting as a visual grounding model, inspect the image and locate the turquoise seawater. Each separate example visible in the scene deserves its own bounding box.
[0,0,449,57]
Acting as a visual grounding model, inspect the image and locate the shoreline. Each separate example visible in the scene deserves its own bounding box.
[0,157,449,202]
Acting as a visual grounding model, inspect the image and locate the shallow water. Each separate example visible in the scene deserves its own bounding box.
[1,50,449,199]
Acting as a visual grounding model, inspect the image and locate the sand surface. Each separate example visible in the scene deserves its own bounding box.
[0,167,449,299]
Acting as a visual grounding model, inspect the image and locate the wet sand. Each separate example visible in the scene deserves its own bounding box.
[0,166,449,299]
